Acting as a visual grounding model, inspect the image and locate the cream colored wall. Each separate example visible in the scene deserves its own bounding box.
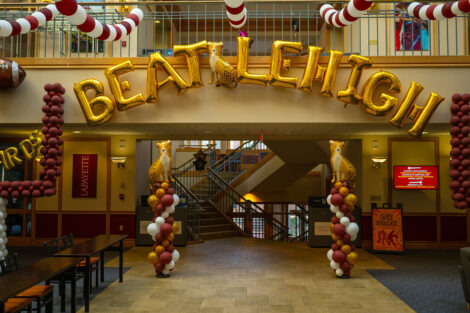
[110,136,136,211]
[251,175,323,203]
[0,65,459,126]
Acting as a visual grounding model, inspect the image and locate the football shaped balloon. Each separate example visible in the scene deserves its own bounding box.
[0,59,26,90]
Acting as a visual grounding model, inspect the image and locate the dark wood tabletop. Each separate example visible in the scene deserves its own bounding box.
[0,257,83,302]
[54,234,128,257]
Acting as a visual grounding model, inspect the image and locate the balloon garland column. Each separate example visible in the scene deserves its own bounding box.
[0,199,7,260]
[146,140,181,278]
[326,140,359,278]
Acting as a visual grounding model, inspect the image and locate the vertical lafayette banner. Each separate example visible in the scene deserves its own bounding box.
[72,154,97,198]
[372,207,404,253]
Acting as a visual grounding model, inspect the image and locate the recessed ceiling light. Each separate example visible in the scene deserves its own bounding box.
[155,20,161,24]
[72,130,82,134]
[422,131,429,135]
[203,130,214,134]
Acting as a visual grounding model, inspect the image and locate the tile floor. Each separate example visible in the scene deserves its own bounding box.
[80,237,414,313]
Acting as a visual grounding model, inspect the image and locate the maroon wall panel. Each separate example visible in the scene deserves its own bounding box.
[62,214,106,238]
[403,216,437,241]
[110,214,135,239]
[441,216,466,241]
[361,216,372,240]
[36,214,58,238]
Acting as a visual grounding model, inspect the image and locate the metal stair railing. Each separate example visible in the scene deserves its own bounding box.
[288,203,309,243]
[210,140,267,184]
[206,168,289,241]
[172,174,204,241]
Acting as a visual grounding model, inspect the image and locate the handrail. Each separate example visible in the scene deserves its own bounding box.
[172,175,200,201]
[207,167,288,240]
[210,140,258,170]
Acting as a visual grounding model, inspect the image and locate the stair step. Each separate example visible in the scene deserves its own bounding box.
[199,212,220,219]
[200,230,240,240]
[200,218,229,226]
[200,224,234,232]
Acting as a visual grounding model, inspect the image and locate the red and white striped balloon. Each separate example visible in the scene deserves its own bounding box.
[225,0,247,29]
[408,1,470,20]
[0,0,143,41]
[320,0,373,28]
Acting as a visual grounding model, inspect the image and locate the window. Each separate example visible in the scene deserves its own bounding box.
[395,3,429,51]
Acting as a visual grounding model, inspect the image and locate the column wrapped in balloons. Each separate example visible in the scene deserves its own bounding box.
[326,140,359,278]
[146,140,181,277]
[0,199,7,260]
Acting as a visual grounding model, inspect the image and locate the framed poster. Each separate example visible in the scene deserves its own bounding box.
[72,154,97,198]
[371,206,404,253]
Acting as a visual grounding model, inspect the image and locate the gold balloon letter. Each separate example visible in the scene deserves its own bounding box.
[390,81,444,137]
[319,50,344,97]
[268,41,302,88]
[19,132,41,160]
[298,46,323,93]
[74,79,116,126]
[173,40,208,88]
[105,60,145,111]
[4,147,22,168]
[146,52,191,103]
[361,71,401,116]
[337,55,372,105]
[237,37,268,86]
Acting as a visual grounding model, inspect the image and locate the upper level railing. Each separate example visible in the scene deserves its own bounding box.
[0,1,468,58]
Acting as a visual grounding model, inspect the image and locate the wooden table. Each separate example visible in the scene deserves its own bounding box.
[54,234,128,312]
[0,257,82,313]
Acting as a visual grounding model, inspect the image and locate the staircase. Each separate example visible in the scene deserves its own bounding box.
[173,141,278,241]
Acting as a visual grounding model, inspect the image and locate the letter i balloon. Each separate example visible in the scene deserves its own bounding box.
[146,140,181,277]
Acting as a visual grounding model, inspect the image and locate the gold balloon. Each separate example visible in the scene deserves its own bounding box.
[334,182,343,190]
[155,188,165,198]
[389,81,444,137]
[161,182,170,190]
[339,187,349,196]
[341,244,351,255]
[162,240,170,247]
[147,251,158,264]
[0,150,14,170]
[337,54,372,105]
[105,60,145,111]
[361,71,401,116]
[344,193,357,206]
[147,195,159,208]
[154,245,165,255]
[4,147,22,167]
[168,233,175,241]
[319,50,344,97]
[74,79,115,126]
[336,240,344,246]
[19,131,41,161]
[329,223,334,231]
[146,52,190,103]
[298,46,323,93]
[173,40,208,88]
[346,251,358,264]
[268,40,302,88]
[173,223,180,234]
[237,37,268,86]
[331,233,338,241]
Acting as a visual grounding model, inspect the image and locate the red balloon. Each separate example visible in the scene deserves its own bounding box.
[330,194,344,206]
[463,137,470,147]
[165,216,174,225]
[160,194,174,207]
[340,261,350,271]
[451,148,461,157]
[462,181,470,189]
[451,138,461,147]
[458,201,468,209]
[451,116,460,125]
[462,170,470,178]
[332,223,345,237]
[343,233,351,243]
[450,170,460,179]
[463,93,470,103]
[462,115,470,125]
[159,251,172,264]
[330,188,338,194]
[453,193,465,201]
[160,223,173,237]
[166,245,175,253]
[155,204,165,214]
[462,105,470,114]
[166,188,174,195]
[450,159,461,168]
[452,94,462,103]
[331,243,340,250]
[154,262,163,273]
[450,104,460,114]
[332,250,346,263]
[450,180,461,190]
[451,126,461,136]
[340,203,349,214]
[331,217,340,224]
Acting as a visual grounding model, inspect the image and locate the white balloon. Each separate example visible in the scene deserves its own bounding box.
[346,222,359,236]
[0,219,4,225]
[0,20,12,37]
[0,238,4,245]
[105,25,117,42]
[351,234,357,241]
[173,194,180,206]
[31,12,47,27]
[172,250,180,262]
[166,205,175,214]
[335,268,344,277]
[0,198,6,208]
[162,268,170,275]
[3,237,7,245]
[162,212,169,218]
[335,212,344,219]
[130,8,144,21]
[155,217,165,226]
[327,249,333,261]
[340,217,350,226]
[0,250,4,259]
[0,211,4,219]
[326,194,332,206]
[147,223,160,236]
[0,224,4,232]
[88,20,103,38]
[166,260,175,270]
[67,5,87,25]
[330,260,340,270]
[3,249,7,257]
[330,205,339,213]
[0,244,4,250]
[1,232,5,238]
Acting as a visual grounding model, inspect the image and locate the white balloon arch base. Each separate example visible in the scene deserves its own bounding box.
[0,198,8,260]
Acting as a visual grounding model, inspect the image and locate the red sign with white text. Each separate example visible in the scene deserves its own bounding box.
[394,166,438,190]
[72,154,97,198]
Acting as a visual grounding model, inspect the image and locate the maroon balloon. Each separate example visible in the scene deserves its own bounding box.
[166,188,174,195]
[160,223,173,237]
[330,194,344,206]
[453,193,465,201]
[332,223,345,237]
[450,170,461,179]
[450,159,461,168]
[451,116,460,125]
[332,250,346,263]
[154,262,163,273]
[452,94,462,103]
[462,127,470,135]
[155,204,165,214]
[462,170,470,179]
[451,138,461,147]
[450,180,461,189]
[451,148,461,157]
[1,191,8,198]
[462,105,470,114]
[458,201,468,209]
[155,233,163,243]
[165,216,174,225]
[160,194,174,207]
[451,104,460,114]
[330,188,338,194]
[340,261,350,271]
[331,216,340,224]
[44,188,56,196]
[331,243,340,251]
[451,126,461,136]
[340,203,349,214]
[343,233,351,243]
[166,245,175,253]
[463,94,470,103]
[159,251,172,265]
